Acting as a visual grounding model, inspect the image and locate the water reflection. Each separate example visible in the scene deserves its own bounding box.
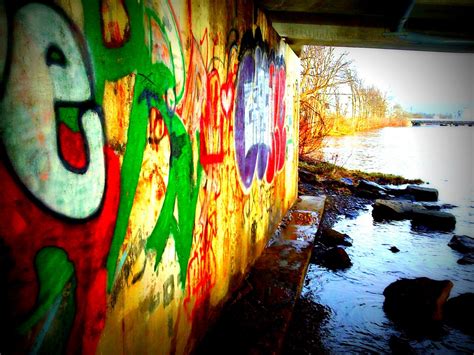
[306,126,474,353]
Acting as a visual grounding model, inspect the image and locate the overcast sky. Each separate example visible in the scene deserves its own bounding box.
[333,47,474,116]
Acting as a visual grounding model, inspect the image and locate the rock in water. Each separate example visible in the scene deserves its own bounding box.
[299,169,315,184]
[411,209,456,231]
[356,189,387,199]
[372,199,423,221]
[310,242,328,265]
[340,177,354,187]
[358,179,387,192]
[457,253,474,265]
[448,235,474,253]
[356,180,387,199]
[320,228,353,247]
[383,277,453,324]
[320,247,352,270]
[444,293,474,335]
[405,185,439,201]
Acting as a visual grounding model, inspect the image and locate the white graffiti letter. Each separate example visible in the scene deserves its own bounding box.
[0,4,105,219]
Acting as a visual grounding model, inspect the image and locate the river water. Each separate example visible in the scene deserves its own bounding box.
[304,126,474,353]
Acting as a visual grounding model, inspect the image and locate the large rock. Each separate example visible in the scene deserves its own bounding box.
[383,277,453,324]
[320,228,353,247]
[299,169,315,184]
[373,199,456,230]
[310,242,329,264]
[356,180,388,199]
[384,186,409,197]
[356,189,387,199]
[317,247,352,270]
[372,199,423,221]
[405,185,439,201]
[340,177,354,187]
[358,179,387,193]
[444,293,474,335]
[411,209,456,231]
[448,235,474,253]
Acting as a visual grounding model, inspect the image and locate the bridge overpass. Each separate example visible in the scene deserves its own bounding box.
[411,119,474,126]
[257,0,474,54]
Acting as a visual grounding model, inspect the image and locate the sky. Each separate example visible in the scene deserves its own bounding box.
[333,47,474,117]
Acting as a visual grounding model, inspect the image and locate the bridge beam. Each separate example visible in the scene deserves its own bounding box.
[258,0,474,54]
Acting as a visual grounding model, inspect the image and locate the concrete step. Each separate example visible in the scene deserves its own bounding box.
[196,195,326,355]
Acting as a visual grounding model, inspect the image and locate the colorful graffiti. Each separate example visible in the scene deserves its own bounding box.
[183,27,241,320]
[0,0,299,353]
[0,3,120,353]
[1,3,106,220]
[80,0,200,292]
[234,28,287,190]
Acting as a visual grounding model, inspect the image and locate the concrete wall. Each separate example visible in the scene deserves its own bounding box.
[0,1,299,353]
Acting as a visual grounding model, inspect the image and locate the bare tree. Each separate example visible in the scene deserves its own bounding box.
[299,46,352,157]
[299,45,407,158]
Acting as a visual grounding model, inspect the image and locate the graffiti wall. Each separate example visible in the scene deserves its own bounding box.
[0,0,299,353]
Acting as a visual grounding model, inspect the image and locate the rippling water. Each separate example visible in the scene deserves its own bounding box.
[304,126,474,353]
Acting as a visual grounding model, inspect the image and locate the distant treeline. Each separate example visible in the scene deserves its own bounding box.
[411,113,453,119]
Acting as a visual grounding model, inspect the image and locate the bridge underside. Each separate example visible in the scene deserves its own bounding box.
[257,0,474,55]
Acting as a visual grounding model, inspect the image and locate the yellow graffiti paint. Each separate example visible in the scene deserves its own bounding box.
[1,0,299,353]
[103,74,136,162]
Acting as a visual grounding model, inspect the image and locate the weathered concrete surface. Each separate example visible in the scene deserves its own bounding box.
[257,0,474,54]
[0,2,301,353]
[196,195,325,354]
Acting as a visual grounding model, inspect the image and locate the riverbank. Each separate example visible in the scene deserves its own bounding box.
[289,126,474,353]
[284,158,423,354]
[284,156,474,354]
[298,157,422,229]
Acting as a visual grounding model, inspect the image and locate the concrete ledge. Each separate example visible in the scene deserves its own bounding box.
[196,195,325,355]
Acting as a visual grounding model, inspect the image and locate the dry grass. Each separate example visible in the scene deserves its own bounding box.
[299,157,423,186]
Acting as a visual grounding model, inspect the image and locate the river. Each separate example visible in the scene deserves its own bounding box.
[304,126,474,353]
